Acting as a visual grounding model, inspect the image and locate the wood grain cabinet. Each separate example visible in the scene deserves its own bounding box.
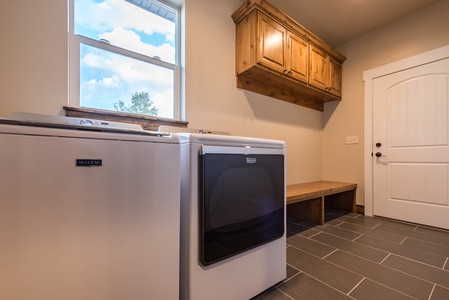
[257,13,309,83]
[232,0,346,111]
[310,45,343,98]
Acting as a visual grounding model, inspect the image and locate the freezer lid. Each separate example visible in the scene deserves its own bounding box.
[0,122,182,143]
[4,112,170,137]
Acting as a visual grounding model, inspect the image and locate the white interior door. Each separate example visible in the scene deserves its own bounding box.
[373,58,449,229]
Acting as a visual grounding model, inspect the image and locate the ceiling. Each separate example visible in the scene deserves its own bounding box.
[165,0,443,47]
[253,0,443,47]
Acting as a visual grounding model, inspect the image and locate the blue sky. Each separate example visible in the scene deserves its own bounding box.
[75,0,176,118]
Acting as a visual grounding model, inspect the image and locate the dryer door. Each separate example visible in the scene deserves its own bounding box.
[199,146,285,266]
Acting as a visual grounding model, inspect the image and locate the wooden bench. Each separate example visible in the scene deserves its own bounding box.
[286,181,357,225]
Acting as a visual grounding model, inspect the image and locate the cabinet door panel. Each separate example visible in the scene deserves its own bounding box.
[286,32,308,83]
[309,45,328,91]
[329,58,342,97]
[257,13,286,73]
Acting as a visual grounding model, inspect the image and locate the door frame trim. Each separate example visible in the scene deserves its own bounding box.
[363,45,449,216]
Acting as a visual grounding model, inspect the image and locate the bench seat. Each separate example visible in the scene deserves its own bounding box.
[286,181,357,225]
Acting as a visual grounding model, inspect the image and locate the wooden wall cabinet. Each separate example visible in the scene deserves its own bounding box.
[232,0,346,111]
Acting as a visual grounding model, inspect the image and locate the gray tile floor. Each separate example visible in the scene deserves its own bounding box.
[252,210,449,300]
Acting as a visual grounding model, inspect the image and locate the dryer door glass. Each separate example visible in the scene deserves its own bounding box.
[199,152,284,266]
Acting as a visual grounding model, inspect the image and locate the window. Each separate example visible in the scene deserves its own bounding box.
[69,0,180,120]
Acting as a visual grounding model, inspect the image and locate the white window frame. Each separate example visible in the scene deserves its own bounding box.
[68,0,181,120]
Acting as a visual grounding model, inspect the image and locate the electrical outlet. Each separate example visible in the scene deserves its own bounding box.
[346,135,358,145]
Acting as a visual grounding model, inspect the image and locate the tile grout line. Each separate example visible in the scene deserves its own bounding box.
[378,224,449,245]
[333,220,345,227]
[276,288,295,300]
[294,220,442,298]
[325,249,433,299]
[280,263,359,300]
[284,264,301,276]
[360,277,423,300]
[315,248,420,300]
[348,234,446,270]
[352,233,364,242]
[286,213,449,300]
[293,267,358,299]
[383,248,448,269]
[379,252,392,264]
[292,226,393,265]
[309,225,363,242]
[276,265,302,286]
[379,255,449,292]
[321,248,339,260]
[372,223,381,229]
[347,277,365,296]
[427,284,436,300]
[400,236,407,245]
[306,230,323,239]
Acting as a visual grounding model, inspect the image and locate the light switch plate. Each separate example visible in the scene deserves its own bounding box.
[346,135,358,144]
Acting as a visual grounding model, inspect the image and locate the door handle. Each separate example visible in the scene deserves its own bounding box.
[375,152,386,158]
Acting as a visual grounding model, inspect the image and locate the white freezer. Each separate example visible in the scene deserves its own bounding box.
[0,123,183,300]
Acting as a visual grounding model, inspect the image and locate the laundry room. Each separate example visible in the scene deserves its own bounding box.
[1,0,449,299]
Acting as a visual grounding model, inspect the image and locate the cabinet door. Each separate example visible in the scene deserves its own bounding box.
[328,58,342,97]
[309,45,329,91]
[286,32,308,83]
[257,13,286,73]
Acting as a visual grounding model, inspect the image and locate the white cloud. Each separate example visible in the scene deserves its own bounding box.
[80,45,174,117]
[76,0,175,41]
[99,28,175,62]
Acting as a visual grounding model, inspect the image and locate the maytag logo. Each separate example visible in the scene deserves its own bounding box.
[76,159,102,167]
[246,157,256,164]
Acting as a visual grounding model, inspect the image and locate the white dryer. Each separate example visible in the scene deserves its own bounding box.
[176,132,286,300]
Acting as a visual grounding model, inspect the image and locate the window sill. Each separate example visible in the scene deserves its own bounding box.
[63,106,188,131]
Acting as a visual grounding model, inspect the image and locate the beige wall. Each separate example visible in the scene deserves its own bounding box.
[0,0,323,184]
[1,0,449,199]
[323,0,449,204]
[184,0,323,183]
[0,0,68,116]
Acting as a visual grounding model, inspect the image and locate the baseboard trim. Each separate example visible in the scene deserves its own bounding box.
[356,205,365,215]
